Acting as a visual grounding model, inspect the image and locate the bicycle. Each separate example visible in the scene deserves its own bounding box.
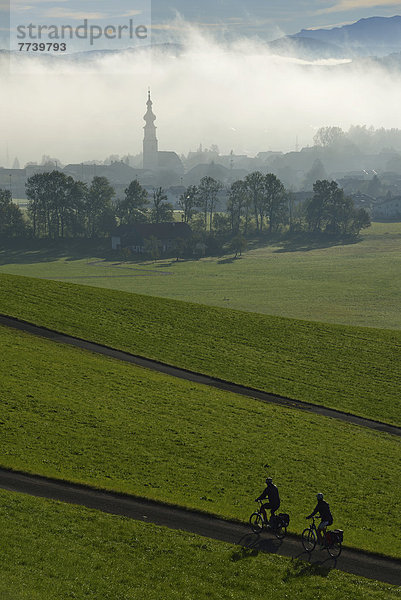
[249,501,290,539]
[302,516,343,558]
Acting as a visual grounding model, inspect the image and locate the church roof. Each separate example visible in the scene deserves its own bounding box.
[157,151,184,173]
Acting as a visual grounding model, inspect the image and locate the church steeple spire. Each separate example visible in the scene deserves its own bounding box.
[143,88,158,170]
[146,87,153,109]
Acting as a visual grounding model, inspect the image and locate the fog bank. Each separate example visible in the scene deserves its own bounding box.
[1,25,401,166]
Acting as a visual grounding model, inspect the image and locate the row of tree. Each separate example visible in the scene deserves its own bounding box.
[0,169,371,242]
[313,125,401,153]
[177,173,288,234]
[25,172,174,239]
[179,173,370,238]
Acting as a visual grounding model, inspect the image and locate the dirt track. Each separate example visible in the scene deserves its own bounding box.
[1,313,400,438]
[1,313,401,585]
[0,467,400,586]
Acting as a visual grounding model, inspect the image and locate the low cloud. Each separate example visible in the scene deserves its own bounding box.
[1,23,401,166]
[317,0,401,14]
[120,10,143,18]
[41,8,109,20]
[13,5,37,12]
[11,0,68,5]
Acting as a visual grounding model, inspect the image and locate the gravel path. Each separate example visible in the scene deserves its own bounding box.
[1,313,400,584]
[0,468,400,585]
[1,313,400,438]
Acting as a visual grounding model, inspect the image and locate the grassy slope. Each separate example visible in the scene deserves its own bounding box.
[1,490,399,600]
[1,324,400,558]
[0,273,400,426]
[0,223,401,329]
[1,223,401,329]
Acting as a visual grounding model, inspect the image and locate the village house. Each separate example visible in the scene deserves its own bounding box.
[111,222,192,253]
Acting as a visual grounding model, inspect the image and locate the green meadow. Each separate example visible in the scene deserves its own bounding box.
[1,222,401,329]
[1,273,400,426]
[1,490,399,600]
[1,226,401,597]
[1,325,400,558]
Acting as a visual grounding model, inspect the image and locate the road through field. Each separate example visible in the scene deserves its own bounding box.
[1,313,400,438]
[0,467,400,586]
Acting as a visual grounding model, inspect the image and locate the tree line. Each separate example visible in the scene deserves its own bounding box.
[178,173,370,239]
[313,124,401,153]
[0,169,371,243]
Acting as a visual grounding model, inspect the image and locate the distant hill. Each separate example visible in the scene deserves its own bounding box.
[4,17,401,67]
[0,43,182,63]
[268,36,347,60]
[376,51,401,69]
[67,43,182,61]
[293,15,401,57]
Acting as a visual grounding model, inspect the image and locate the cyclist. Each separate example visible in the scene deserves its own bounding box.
[255,477,280,524]
[306,493,333,545]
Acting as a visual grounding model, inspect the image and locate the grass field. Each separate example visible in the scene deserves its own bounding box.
[1,223,400,598]
[1,223,401,329]
[1,272,400,426]
[1,324,400,558]
[1,490,399,600]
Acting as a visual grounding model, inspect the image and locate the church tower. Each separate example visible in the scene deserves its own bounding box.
[143,89,158,170]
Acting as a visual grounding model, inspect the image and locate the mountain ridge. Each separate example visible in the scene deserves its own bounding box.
[292,15,401,56]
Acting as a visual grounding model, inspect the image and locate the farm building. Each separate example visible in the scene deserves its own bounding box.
[111,222,192,253]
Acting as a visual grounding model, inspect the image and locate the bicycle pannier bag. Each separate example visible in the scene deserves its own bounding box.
[278,513,290,526]
[332,529,343,542]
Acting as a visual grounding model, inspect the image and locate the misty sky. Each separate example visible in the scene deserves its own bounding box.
[2,0,401,48]
[151,0,401,38]
[1,1,401,166]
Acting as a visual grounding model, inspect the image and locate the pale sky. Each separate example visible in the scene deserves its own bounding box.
[1,0,401,48]
[2,1,401,166]
[2,29,401,166]
[150,0,401,36]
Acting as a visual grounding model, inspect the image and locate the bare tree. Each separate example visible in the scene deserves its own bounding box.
[178,185,198,223]
[263,173,288,232]
[227,180,248,234]
[244,172,264,232]
[197,176,223,231]
[151,188,173,223]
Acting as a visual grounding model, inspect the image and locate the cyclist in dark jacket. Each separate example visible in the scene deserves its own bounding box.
[306,493,333,545]
[255,477,280,524]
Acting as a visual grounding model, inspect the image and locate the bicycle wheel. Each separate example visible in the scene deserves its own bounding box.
[327,541,342,558]
[249,512,264,533]
[274,524,287,540]
[302,528,317,551]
